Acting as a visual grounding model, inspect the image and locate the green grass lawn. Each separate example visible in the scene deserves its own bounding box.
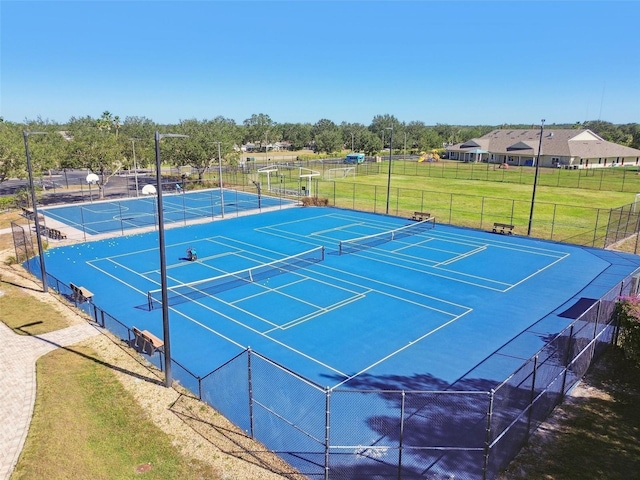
[11,345,219,480]
[314,166,636,246]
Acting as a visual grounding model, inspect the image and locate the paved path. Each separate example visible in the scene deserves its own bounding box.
[0,321,101,480]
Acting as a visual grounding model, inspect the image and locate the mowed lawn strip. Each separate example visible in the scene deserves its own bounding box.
[11,344,219,480]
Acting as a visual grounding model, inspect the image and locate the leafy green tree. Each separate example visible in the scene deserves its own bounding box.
[340,122,368,152]
[166,117,241,181]
[0,121,24,184]
[360,130,383,156]
[119,116,157,170]
[281,122,312,150]
[416,128,445,152]
[243,113,274,149]
[65,114,125,199]
[97,111,122,139]
[312,119,342,154]
[369,114,401,144]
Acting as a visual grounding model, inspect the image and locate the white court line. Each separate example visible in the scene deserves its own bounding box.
[346,247,511,291]
[331,309,473,390]
[504,252,570,292]
[309,263,471,316]
[312,222,368,237]
[273,291,368,331]
[87,247,350,380]
[435,245,487,267]
[165,292,351,380]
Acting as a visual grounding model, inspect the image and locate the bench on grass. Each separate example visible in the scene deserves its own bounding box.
[132,326,165,354]
[492,222,514,235]
[410,211,431,221]
[69,282,94,303]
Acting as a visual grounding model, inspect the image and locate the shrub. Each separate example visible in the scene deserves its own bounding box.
[300,197,329,207]
[0,195,17,211]
[616,295,640,366]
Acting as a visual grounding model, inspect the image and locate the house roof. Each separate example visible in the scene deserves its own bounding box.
[447,129,640,159]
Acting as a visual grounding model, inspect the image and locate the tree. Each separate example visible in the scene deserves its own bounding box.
[242,113,274,149]
[0,121,23,184]
[369,114,401,145]
[281,122,312,150]
[166,117,242,181]
[360,130,383,156]
[97,111,122,139]
[65,114,125,199]
[312,119,342,154]
[119,116,158,170]
[416,128,445,152]
[340,122,368,152]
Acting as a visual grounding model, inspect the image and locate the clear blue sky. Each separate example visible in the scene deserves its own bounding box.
[1,0,638,126]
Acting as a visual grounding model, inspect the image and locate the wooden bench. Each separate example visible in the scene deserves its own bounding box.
[132,326,165,354]
[69,282,94,303]
[492,222,515,235]
[47,228,67,240]
[410,211,431,221]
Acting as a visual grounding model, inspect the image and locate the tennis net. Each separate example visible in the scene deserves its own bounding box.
[339,217,435,255]
[147,246,325,310]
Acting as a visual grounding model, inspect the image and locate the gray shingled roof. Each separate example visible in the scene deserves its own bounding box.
[448,129,640,159]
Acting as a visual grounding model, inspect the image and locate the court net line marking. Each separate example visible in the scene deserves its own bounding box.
[88,251,351,381]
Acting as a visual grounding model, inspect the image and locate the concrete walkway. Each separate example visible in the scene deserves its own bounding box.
[0,321,101,480]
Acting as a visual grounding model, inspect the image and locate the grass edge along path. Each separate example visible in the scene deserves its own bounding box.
[0,259,296,480]
[11,343,213,480]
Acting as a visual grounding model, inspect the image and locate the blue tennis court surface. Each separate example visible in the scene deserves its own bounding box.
[41,188,292,235]
[39,206,640,389]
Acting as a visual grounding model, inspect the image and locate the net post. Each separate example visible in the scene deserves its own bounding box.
[321,246,325,261]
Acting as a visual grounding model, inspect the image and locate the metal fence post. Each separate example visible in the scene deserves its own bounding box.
[525,355,538,435]
[397,391,405,480]
[324,387,331,480]
[593,209,601,247]
[482,389,495,480]
[352,183,356,210]
[248,347,255,438]
[560,324,575,398]
[550,204,557,240]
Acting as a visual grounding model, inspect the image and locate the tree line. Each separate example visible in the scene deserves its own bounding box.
[1,112,638,188]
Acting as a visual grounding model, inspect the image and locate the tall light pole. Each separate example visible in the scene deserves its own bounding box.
[351,132,355,152]
[212,141,225,218]
[527,119,546,236]
[130,138,140,197]
[23,131,48,293]
[154,131,188,388]
[385,126,394,215]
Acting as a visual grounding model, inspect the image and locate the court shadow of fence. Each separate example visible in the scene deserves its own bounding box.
[319,371,495,479]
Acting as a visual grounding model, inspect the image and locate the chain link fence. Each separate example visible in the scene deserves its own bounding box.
[28,264,635,480]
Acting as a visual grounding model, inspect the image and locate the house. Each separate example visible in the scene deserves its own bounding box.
[446,129,640,169]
